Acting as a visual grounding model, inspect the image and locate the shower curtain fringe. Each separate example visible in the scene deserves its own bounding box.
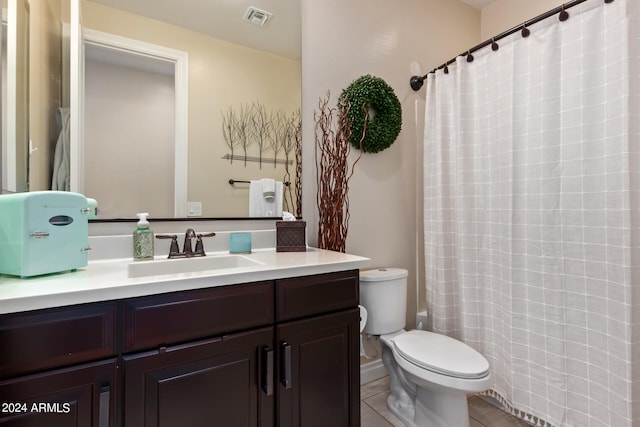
[410,0,609,91]
[479,390,555,427]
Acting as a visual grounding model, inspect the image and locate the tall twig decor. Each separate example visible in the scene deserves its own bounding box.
[294,111,302,218]
[315,92,366,253]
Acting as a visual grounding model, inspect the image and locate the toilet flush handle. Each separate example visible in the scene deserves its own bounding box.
[358,305,368,333]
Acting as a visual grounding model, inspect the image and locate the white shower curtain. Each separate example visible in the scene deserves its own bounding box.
[423,1,640,426]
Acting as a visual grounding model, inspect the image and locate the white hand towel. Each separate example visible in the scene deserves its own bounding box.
[250,180,283,217]
[261,178,276,200]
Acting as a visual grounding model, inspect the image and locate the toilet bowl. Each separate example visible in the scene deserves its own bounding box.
[360,268,491,427]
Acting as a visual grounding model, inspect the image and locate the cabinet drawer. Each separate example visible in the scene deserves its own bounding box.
[0,302,117,378]
[276,270,359,322]
[124,281,274,352]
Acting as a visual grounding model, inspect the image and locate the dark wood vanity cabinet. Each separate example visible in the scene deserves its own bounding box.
[120,281,276,427]
[275,271,360,427]
[122,327,274,427]
[276,309,359,427]
[0,359,116,427]
[0,302,117,426]
[0,302,117,379]
[0,269,360,427]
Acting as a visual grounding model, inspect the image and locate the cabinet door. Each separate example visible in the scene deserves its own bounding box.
[276,309,360,427]
[123,327,274,427]
[0,359,116,427]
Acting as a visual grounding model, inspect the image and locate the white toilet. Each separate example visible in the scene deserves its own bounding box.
[360,268,491,427]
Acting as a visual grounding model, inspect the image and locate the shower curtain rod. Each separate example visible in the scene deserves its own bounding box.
[410,0,610,91]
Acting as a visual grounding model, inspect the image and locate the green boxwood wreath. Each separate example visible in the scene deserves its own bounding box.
[339,75,402,153]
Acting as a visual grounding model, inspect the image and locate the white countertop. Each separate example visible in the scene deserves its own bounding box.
[0,248,370,314]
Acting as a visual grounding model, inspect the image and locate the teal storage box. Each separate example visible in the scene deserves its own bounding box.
[0,191,92,277]
[229,232,252,254]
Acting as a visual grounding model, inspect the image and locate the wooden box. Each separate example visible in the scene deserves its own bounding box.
[276,221,306,252]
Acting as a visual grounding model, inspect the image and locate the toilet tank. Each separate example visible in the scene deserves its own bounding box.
[359,268,408,335]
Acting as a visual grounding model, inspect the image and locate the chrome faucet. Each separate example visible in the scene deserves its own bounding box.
[156,229,216,258]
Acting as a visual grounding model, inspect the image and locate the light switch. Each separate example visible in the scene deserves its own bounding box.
[187,202,202,217]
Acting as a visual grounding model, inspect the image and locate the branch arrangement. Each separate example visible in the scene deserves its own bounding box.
[315,92,366,253]
[221,102,300,169]
[294,112,302,218]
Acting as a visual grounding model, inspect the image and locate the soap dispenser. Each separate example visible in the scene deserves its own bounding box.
[133,213,154,260]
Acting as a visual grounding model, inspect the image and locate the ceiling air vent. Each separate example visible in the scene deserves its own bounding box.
[243,6,273,26]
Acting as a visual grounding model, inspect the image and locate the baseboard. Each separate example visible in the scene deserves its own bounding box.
[360,359,387,385]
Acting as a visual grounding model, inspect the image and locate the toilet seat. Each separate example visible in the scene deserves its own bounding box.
[393,330,489,379]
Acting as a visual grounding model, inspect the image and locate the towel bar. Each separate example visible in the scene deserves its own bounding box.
[229,179,291,186]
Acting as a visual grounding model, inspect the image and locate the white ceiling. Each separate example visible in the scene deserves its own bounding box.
[87,0,302,60]
[461,0,495,9]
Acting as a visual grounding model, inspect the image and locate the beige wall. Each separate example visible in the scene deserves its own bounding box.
[300,0,571,338]
[82,1,301,217]
[481,0,566,39]
[300,0,481,331]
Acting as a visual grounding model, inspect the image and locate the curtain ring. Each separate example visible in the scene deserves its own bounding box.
[521,24,530,38]
[443,65,449,74]
[604,0,614,3]
[559,5,569,21]
[466,50,474,63]
[491,37,499,51]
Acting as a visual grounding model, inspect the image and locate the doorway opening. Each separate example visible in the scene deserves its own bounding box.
[80,29,187,217]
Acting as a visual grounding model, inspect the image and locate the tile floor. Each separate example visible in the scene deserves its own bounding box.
[360,376,532,427]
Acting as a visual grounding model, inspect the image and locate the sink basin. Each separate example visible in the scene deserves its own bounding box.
[128,254,264,278]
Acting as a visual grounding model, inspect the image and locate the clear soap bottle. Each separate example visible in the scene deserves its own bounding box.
[133,213,154,260]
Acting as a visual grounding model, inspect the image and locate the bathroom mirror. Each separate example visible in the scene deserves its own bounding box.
[15,0,302,219]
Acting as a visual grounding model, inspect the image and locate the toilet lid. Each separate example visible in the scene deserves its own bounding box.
[393,330,489,379]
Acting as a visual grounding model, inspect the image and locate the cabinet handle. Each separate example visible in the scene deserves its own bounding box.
[280,342,292,389]
[99,385,110,427]
[262,346,274,396]
[29,231,50,239]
